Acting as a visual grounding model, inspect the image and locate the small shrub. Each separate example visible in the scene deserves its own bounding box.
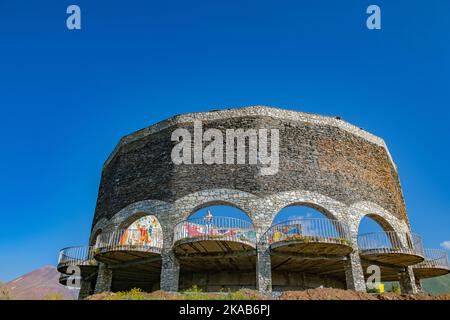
[44,293,64,300]
[391,283,401,294]
[181,285,206,300]
[105,288,146,300]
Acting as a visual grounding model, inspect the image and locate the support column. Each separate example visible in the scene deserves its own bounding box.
[344,251,366,292]
[94,263,112,293]
[78,279,92,300]
[255,223,272,293]
[160,249,180,292]
[415,278,423,293]
[399,266,418,294]
[256,243,272,293]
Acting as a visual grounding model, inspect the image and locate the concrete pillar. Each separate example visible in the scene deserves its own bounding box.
[160,249,180,292]
[344,251,366,292]
[399,266,418,294]
[78,279,92,300]
[256,244,272,292]
[94,263,112,293]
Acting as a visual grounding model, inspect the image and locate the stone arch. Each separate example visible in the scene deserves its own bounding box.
[360,213,395,233]
[350,201,407,235]
[109,199,173,231]
[173,189,261,225]
[90,217,109,245]
[90,228,103,246]
[350,201,410,247]
[265,190,348,225]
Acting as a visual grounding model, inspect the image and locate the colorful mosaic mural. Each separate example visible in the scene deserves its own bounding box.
[181,222,256,242]
[269,224,302,244]
[119,215,162,247]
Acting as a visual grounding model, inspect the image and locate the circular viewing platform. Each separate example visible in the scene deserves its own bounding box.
[57,246,98,276]
[358,232,424,267]
[94,228,163,265]
[266,219,353,256]
[173,217,256,254]
[413,248,450,279]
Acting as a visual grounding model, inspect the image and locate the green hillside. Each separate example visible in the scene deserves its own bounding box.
[422,274,450,295]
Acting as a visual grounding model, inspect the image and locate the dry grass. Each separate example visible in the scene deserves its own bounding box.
[85,287,450,301]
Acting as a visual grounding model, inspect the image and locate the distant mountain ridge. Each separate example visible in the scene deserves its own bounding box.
[4,266,78,300]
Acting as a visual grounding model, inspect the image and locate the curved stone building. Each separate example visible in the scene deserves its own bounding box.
[57,106,449,298]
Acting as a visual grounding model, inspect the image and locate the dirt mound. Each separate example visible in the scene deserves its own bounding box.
[280,288,377,300]
[86,288,450,300]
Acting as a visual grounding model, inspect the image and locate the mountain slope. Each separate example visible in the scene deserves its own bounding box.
[422,274,450,295]
[5,266,78,300]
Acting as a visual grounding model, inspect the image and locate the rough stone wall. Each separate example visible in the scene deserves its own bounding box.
[92,107,407,229]
[178,270,344,292]
[87,106,413,294]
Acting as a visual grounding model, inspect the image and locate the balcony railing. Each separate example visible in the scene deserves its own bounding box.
[358,231,424,256]
[415,248,449,269]
[95,228,163,254]
[58,246,97,269]
[173,216,256,246]
[264,218,352,247]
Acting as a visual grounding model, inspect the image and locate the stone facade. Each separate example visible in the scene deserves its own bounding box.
[94,263,113,294]
[86,106,418,295]
[92,106,407,228]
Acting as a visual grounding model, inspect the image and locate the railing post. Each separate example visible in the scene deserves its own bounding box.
[399,266,418,294]
[256,225,272,293]
[160,226,179,292]
[94,262,113,293]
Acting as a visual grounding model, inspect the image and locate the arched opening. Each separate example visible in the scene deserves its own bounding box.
[357,214,400,288]
[96,214,163,293]
[175,204,256,292]
[357,214,400,255]
[357,213,423,287]
[269,204,351,291]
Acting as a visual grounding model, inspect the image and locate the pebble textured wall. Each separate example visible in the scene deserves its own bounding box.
[89,106,417,294]
[92,106,407,229]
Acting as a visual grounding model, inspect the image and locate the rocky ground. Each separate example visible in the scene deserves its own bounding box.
[86,288,450,300]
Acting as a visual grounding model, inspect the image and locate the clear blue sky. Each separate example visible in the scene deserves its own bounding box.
[0,1,449,282]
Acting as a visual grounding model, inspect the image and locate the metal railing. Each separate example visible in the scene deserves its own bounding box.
[415,248,449,269]
[263,218,352,247]
[358,231,424,256]
[95,228,163,254]
[58,246,97,268]
[173,216,256,246]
